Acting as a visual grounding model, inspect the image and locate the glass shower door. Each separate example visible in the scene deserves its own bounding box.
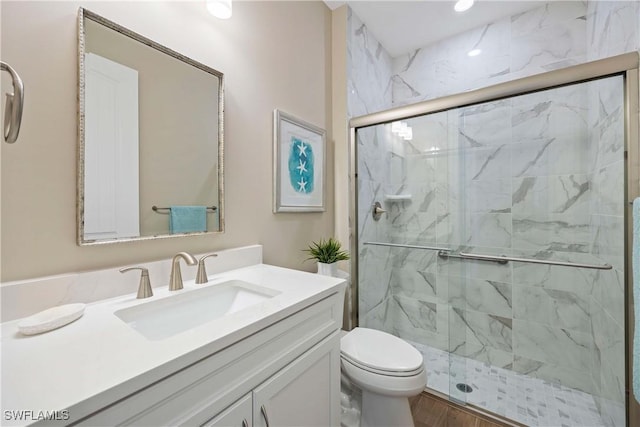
[356,109,469,402]
[437,74,626,426]
[355,73,626,427]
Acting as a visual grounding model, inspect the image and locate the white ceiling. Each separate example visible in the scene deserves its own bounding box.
[326,1,542,57]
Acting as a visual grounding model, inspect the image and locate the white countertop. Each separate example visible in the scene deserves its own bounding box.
[0,264,345,426]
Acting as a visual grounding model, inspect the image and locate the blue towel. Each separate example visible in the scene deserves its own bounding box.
[634,198,640,401]
[169,206,207,234]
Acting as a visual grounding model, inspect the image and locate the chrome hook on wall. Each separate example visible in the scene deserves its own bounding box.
[372,201,386,221]
[1,61,24,144]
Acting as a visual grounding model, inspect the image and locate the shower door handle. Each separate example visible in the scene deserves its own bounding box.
[439,250,612,270]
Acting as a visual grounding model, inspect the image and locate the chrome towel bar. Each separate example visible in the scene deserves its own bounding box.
[437,250,612,270]
[362,241,612,270]
[362,241,451,251]
[152,205,217,213]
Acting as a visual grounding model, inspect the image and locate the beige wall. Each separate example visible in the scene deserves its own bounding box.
[0,1,333,281]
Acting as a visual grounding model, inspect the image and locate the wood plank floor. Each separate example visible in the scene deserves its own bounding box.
[410,392,509,427]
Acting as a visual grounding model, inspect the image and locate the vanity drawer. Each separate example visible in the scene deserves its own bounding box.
[74,292,342,426]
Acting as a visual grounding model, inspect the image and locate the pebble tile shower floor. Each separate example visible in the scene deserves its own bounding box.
[409,341,606,427]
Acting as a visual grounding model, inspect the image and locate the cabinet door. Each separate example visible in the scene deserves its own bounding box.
[253,333,340,427]
[202,393,252,427]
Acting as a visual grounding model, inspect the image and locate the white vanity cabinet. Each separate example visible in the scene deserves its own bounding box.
[252,334,339,427]
[203,333,340,427]
[202,394,252,427]
[72,291,343,427]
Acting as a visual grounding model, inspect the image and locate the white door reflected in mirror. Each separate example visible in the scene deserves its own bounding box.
[84,53,140,241]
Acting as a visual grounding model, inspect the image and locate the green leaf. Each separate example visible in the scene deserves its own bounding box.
[302,237,350,263]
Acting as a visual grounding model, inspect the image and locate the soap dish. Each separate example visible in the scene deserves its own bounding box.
[18,303,86,336]
[384,194,412,202]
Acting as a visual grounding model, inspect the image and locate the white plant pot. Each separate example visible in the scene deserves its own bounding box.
[317,262,338,277]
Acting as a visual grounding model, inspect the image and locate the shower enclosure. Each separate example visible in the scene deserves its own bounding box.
[349,53,639,426]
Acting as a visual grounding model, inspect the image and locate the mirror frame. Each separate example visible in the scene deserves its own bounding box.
[77,7,225,246]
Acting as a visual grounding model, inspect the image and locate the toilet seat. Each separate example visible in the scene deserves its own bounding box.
[340,328,424,377]
[341,353,424,377]
[341,356,426,397]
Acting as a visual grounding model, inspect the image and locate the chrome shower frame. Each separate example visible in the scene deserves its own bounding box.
[348,52,640,426]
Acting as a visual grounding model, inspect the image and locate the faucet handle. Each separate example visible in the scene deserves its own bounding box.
[196,253,218,284]
[120,267,153,299]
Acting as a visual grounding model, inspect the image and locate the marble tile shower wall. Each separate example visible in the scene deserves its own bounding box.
[347,7,397,333]
[391,1,640,107]
[350,2,636,425]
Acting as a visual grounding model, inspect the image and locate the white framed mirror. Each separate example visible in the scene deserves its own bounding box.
[77,8,224,245]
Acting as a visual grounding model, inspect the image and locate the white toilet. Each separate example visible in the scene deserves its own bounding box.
[340,327,426,427]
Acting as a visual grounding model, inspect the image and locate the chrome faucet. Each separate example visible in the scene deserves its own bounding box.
[119,267,153,299]
[169,252,197,291]
[195,253,218,284]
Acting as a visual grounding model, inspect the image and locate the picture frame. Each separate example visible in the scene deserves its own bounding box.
[273,109,326,213]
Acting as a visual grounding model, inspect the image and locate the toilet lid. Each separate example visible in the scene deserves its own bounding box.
[341,328,424,374]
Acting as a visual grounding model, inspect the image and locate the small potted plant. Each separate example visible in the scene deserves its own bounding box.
[304,237,350,277]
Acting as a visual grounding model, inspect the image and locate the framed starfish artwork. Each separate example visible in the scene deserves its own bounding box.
[273,109,326,213]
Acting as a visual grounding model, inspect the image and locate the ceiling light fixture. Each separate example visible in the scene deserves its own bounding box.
[454,0,474,13]
[206,0,232,19]
[468,48,482,57]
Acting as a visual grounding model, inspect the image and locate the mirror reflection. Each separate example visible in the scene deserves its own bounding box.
[78,8,224,245]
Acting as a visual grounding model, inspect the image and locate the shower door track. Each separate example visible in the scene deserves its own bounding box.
[348,51,640,426]
[349,52,639,129]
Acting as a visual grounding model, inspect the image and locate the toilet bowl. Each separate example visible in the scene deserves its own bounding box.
[340,328,426,427]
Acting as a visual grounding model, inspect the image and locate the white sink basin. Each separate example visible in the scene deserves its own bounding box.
[115,280,280,340]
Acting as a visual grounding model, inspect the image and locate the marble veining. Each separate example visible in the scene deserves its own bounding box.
[390,268,437,302]
[347,8,393,118]
[511,2,587,39]
[447,276,512,318]
[512,215,591,253]
[513,320,592,372]
[391,295,437,333]
[513,285,591,333]
[452,308,513,353]
[587,0,640,61]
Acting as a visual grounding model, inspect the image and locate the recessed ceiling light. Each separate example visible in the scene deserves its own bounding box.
[468,48,482,57]
[206,0,232,19]
[454,0,474,13]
